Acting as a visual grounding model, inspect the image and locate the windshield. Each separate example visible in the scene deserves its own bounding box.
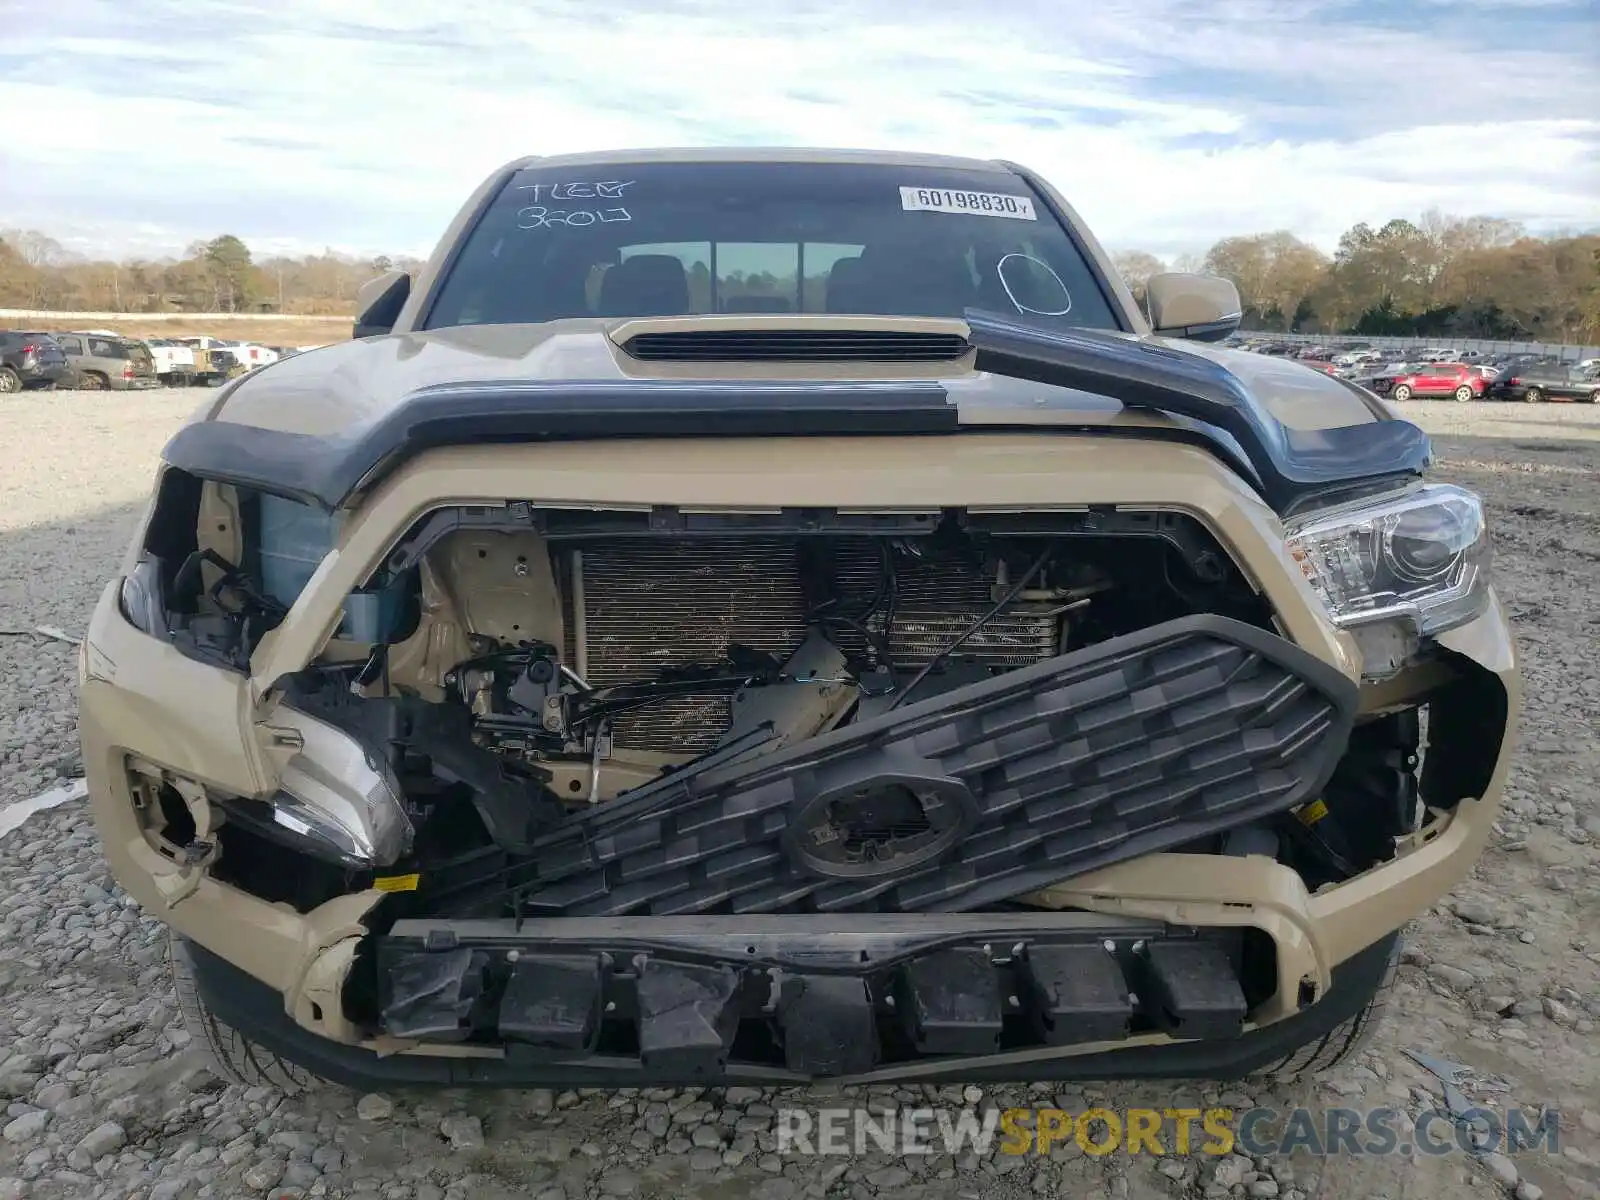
[422,161,1123,331]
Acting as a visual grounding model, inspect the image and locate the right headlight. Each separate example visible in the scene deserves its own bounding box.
[269,709,413,868]
[1284,483,1491,676]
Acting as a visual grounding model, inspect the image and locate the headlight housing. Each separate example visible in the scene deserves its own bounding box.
[269,709,413,868]
[1284,484,1491,675]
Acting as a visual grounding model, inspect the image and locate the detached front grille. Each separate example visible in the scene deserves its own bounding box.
[621,330,971,363]
[520,616,1357,916]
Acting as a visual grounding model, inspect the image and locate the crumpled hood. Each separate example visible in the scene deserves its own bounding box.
[206,317,1387,440]
[165,311,1423,517]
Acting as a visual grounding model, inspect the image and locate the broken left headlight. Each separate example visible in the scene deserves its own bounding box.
[1284,483,1491,677]
[269,710,413,868]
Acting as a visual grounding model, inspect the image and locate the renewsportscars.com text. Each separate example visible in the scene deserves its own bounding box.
[776,1105,1561,1159]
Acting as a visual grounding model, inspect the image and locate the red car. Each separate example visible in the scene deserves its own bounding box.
[1389,363,1488,402]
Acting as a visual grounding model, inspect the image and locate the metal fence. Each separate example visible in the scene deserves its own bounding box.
[1241,330,1600,363]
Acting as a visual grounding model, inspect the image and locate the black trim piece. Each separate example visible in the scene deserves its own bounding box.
[161,380,958,511]
[1153,316,1241,344]
[621,330,972,363]
[181,931,1400,1087]
[386,911,1165,971]
[962,309,1432,512]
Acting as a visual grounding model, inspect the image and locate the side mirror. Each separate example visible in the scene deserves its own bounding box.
[1144,272,1242,343]
[353,270,411,339]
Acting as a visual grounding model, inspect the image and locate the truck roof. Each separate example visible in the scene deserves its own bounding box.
[501,146,1012,173]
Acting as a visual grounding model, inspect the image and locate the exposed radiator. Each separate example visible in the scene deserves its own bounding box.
[565,538,1062,752]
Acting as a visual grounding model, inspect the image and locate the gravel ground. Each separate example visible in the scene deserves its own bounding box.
[1,389,1597,1200]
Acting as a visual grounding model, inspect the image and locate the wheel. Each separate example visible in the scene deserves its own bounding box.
[1524,386,1545,404]
[0,368,21,394]
[1587,389,1599,405]
[1453,385,1473,402]
[1250,936,1400,1082]
[78,371,107,391]
[169,933,312,1094]
[1390,384,1412,402]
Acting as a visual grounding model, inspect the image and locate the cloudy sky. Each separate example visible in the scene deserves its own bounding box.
[2,0,1597,262]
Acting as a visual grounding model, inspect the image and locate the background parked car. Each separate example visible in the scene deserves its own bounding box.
[0,330,70,393]
[143,338,197,386]
[1389,362,1488,402]
[173,338,248,386]
[1346,361,1426,397]
[1493,361,1600,404]
[53,334,160,390]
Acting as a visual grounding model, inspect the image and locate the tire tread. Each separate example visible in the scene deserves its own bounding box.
[168,934,311,1095]
[1250,936,1400,1083]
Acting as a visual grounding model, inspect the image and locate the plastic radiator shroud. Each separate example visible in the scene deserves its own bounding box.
[516,615,1358,916]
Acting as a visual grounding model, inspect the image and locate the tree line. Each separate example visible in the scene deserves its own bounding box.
[1114,211,1600,342]
[4,211,1597,340]
[0,230,423,315]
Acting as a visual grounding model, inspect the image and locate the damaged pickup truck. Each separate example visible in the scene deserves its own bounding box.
[78,148,1518,1092]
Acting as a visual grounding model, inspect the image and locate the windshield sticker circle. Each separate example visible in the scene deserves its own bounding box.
[997,253,1072,317]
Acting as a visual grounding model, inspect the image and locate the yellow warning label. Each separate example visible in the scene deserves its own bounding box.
[373,873,421,893]
[1297,799,1329,825]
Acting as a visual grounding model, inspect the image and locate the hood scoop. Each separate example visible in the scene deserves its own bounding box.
[619,328,972,363]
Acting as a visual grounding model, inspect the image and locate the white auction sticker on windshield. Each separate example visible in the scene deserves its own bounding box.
[900,187,1037,220]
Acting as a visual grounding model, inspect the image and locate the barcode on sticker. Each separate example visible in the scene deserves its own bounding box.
[900,187,1036,220]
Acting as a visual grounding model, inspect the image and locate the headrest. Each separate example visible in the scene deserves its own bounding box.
[599,254,691,317]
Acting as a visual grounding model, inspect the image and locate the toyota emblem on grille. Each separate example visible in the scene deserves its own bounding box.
[785,773,978,880]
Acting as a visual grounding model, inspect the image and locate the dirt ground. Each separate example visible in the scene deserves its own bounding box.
[0,392,1595,1200]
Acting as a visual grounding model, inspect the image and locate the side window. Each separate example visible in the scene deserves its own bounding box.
[57,336,83,355]
[88,339,115,356]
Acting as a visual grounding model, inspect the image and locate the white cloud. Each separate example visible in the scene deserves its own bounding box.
[0,0,1595,260]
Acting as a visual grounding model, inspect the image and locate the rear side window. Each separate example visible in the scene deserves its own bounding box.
[423,161,1123,331]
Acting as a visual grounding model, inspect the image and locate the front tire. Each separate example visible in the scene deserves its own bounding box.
[1525,386,1545,404]
[1391,384,1412,402]
[0,368,21,394]
[1587,389,1599,405]
[1250,936,1399,1081]
[169,934,313,1095]
[1453,385,1474,402]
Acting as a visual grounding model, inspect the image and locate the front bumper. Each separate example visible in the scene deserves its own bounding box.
[18,362,68,386]
[79,597,1517,1083]
[180,920,1402,1087]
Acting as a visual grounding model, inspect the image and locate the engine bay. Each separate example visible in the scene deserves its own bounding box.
[132,491,1416,927]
